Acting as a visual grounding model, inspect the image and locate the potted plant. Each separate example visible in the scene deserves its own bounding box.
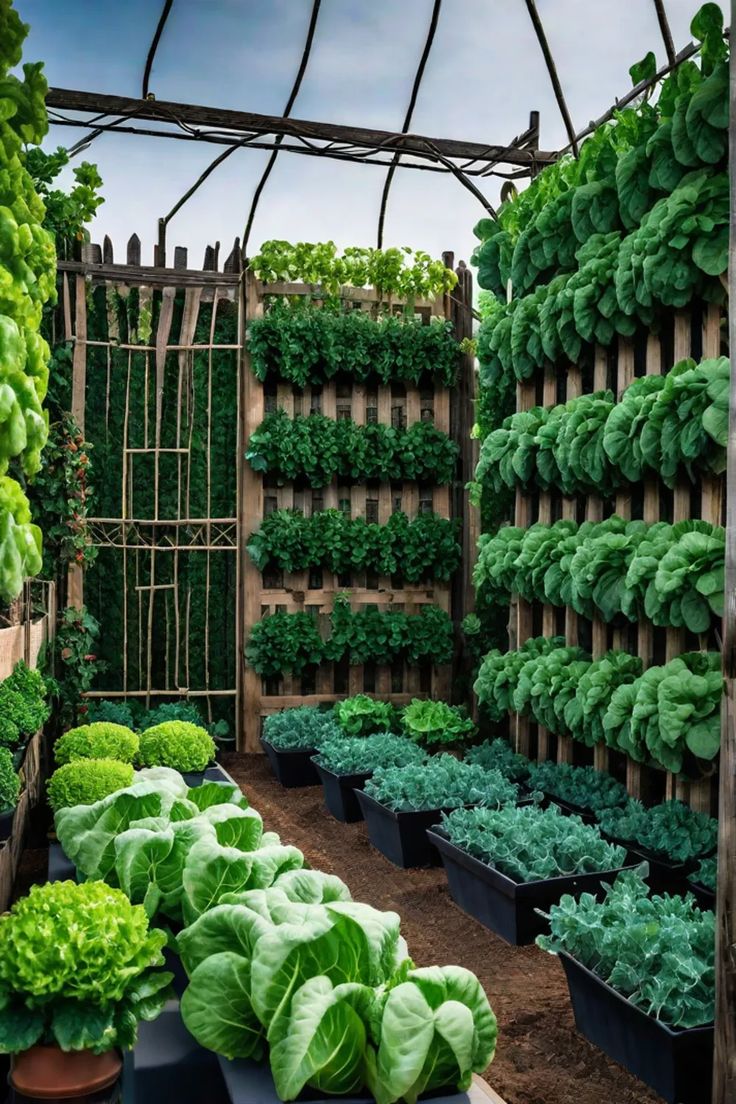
[137,721,217,785]
[0,880,173,1099]
[54,721,139,765]
[356,755,519,868]
[526,762,628,824]
[597,799,718,894]
[47,758,135,813]
[428,804,632,944]
[464,738,531,784]
[538,870,714,1104]
[312,732,425,823]
[260,706,341,788]
[0,747,20,842]
[333,694,397,736]
[400,698,476,753]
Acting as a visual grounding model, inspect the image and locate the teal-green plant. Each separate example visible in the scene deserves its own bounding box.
[464,739,530,783]
[527,762,629,815]
[262,706,342,751]
[597,799,718,863]
[364,755,518,813]
[314,732,426,776]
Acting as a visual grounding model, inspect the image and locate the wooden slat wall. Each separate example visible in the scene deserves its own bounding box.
[510,305,724,811]
[241,268,473,750]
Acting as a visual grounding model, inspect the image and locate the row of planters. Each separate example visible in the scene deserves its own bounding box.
[0,661,50,843]
[0,737,499,1102]
[262,703,717,1103]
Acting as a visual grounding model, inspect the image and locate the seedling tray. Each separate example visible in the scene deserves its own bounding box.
[428,828,635,945]
[313,762,371,822]
[260,738,320,788]
[356,790,448,868]
[559,952,713,1104]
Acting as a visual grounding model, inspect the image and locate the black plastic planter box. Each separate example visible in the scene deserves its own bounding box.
[313,762,370,822]
[600,831,703,896]
[428,828,635,945]
[687,879,716,911]
[181,763,232,788]
[546,796,599,825]
[355,790,448,868]
[559,952,713,1104]
[260,738,320,788]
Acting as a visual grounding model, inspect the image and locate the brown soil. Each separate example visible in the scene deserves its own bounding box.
[223,753,663,1104]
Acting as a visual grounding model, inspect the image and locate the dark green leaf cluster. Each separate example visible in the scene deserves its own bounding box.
[314,732,426,776]
[247,509,461,582]
[333,695,397,737]
[474,636,565,723]
[475,357,727,491]
[692,855,717,891]
[442,804,626,882]
[475,516,724,632]
[246,411,458,487]
[598,799,717,863]
[401,699,476,748]
[538,870,715,1028]
[248,303,459,388]
[464,739,531,784]
[527,762,628,815]
[0,747,20,811]
[0,659,49,749]
[246,597,453,677]
[365,755,517,813]
[262,705,342,751]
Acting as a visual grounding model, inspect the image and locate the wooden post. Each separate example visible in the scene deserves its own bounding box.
[713,21,736,1099]
[241,269,264,751]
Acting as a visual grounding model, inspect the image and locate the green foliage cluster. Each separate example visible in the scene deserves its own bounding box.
[246,411,458,487]
[598,799,718,863]
[441,804,626,882]
[472,8,728,396]
[0,747,20,811]
[262,706,342,751]
[538,870,715,1028]
[248,303,459,388]
[25,146,103,259]
[0,879,170,1054]
[0,4,59,602]
[247,509,461,582]
[333,695,397,736]
[47,758,135,812]
[137,721,216,772]
[46,605,106,727]
[464,739,531,783]
[364,755,518,813]
[475,516,724,633]
[400,698,476,748]
[84,698,136,728]
[0,658,49,749]
[475,641,722,773]
[314,732,427,776]
[473,356,727,493]
[693,855,717,891]
[248,240,458,298]
[246,597,453,677]
[54,721,138,765]
[527,762,628,815]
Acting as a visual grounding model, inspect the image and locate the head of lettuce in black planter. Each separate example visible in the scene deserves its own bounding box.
[137,721,216,784]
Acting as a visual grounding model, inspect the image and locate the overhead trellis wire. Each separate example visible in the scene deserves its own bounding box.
[376,0,444,248]
[142,0,174,98]
[242,0,323,254]
[523,0,578,156]
[652,0,677,65]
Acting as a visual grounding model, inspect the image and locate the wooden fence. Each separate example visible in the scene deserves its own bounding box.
[511,301,724,812]
[58,239,475,749]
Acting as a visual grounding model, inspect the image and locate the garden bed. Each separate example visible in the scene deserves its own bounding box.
[222,753,663,1104]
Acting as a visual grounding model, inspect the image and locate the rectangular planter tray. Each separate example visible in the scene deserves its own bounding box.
[313,761,371,822]
[428,828,635,945]
[599,831,707,896]
[687,879,716,911]
[261,737,320,788]
[355,790,449,868]
[181,763,233,788]
[559,952,713,1104]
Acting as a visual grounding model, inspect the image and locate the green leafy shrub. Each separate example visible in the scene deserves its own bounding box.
[401,699,476,748]
[314,732,427,776]
[0,748,20,811]
[54,721,139,766]
[333,695,397,737]
[138,721,216,772]
[598,799,718,863]
[0,880,171,1053]
[527,762,628,815]
[47,758,134,812]
[474,636,564,722]
[262,706,342,751]
[247,509,461,582]
[538,870,714,1027]
[692,855,717,892]
[441,804,626,881]
[84,698,137,728]
[464,739,530,783]
[248,302,460,388]
[246,411,459,487]
[0,659,49,748]
[364,755,517,812]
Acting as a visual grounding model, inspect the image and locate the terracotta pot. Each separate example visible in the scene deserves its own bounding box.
[11,1045,122,1100]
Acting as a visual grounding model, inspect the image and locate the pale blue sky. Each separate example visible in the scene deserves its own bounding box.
[17,0,729,272]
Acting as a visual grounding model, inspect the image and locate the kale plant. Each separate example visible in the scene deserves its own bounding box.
[527,762,629,815]
[364,755,518,813]
[597,799,718,863]
[313,732,427,776]
[464,739,530,783]
[262,706,341,752]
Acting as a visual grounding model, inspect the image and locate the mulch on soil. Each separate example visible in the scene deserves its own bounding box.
[224,752,663,1104]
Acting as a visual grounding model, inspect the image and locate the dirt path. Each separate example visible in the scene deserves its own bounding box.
[223,753,663,1104]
